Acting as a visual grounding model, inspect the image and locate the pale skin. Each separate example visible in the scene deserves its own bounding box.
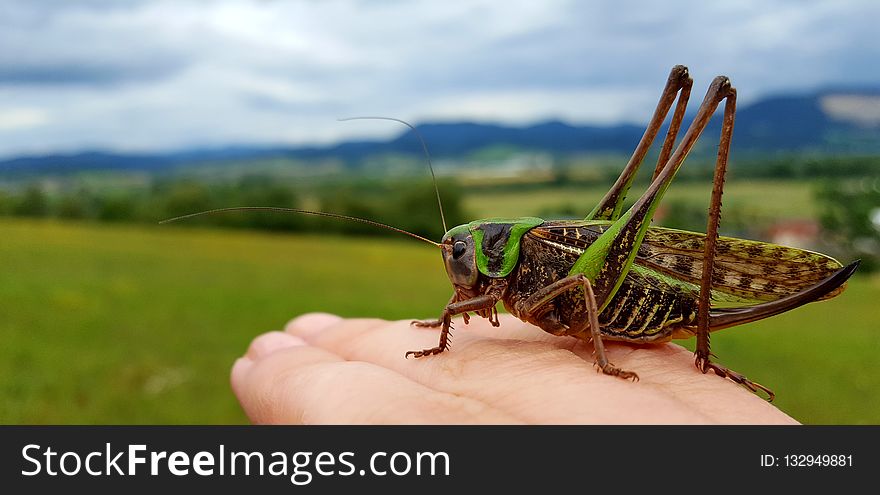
[230,312,798,425]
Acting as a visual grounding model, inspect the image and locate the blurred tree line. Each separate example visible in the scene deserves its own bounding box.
[0,176,465,242]
[816,178,880,272]
[650,180,880,272]
[1,160,877,270]
[486,154,880,193]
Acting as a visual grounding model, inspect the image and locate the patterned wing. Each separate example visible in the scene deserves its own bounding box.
[530,221,846,308]
[638,227,845,306]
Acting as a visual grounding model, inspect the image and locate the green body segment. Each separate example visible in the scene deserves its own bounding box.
[441,224,470,243]
[467,217,544,278]
[569,152,690,311]
[566,219,624,282]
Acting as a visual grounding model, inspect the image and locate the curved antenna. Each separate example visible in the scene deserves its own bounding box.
[159,207,440,247]
[338,116,448,233]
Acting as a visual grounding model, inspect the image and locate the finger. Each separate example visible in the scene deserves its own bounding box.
[231,331,308,398]
[230,357,254,401]
[231,330,310,409]
[246,331,308,361]
[284,312,344,339]
[232,335,520,424]
[287,317,711,424]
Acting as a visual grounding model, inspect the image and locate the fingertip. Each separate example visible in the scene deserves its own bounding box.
[230,357,253,398]
[285,312,344,339]
[246,331,307,361]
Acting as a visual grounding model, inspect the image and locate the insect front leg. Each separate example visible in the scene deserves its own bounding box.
[514,274,637,381]
[406,279,508,358]
[411,293,464,328]
[405,294,500,358]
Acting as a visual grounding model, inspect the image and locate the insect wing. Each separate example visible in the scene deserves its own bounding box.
[530,221,846,308]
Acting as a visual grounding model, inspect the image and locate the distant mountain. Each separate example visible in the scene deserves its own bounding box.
[2,89,878,175]
[285,120,647,162]
[727,90,880,152]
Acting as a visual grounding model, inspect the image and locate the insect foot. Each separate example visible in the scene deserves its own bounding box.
[696,355,775,401]
[406,320,453,359]
[411,319,442,328]
[596,362,639,382]
[405,346,448,359]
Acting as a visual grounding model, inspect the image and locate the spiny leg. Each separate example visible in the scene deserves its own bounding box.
[691,87,776,401]
[406,280,507,358]
[588,65,693,221]
[407,312,452,358]
[694,91,735,371]
[514,274,637,381]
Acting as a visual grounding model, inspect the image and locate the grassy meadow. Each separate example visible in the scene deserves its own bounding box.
[2,215,878,424]
[464,178,817,220]
[1,219,450,424]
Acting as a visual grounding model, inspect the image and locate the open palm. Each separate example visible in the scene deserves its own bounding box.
[231,313,795,424]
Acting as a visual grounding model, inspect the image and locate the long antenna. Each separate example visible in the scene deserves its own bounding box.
[338,116,448,233]
[159,207,440,246]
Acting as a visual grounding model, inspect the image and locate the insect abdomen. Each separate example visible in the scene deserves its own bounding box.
[509,231,700,342]
[597,281,697,342]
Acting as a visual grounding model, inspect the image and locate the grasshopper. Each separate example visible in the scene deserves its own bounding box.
[163,66,859,400]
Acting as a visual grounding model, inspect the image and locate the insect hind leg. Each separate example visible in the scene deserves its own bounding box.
[588,65,693,221]
[690,80,775,401]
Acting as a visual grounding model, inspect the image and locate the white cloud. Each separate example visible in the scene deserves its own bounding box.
[414,88,658,125]
[0,0,877,156]
[0,108,50,130]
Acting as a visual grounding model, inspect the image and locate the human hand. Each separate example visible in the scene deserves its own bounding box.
[231,313,797,424]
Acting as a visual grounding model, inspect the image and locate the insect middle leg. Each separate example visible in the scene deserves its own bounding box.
[514,274,637,380]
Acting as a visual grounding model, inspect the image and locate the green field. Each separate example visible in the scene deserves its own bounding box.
[2,218,878,424]
[464,179,817,220]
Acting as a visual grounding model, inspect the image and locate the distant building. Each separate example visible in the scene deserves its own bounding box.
[765,219,820,250]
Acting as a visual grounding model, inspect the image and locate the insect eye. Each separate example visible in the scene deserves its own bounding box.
[452,241,467,259]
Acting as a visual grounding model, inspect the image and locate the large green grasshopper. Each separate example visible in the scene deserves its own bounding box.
[400,66,858,400]
[164,66,858,400]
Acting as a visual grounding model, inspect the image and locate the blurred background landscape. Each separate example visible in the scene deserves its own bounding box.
[1,0,878,424]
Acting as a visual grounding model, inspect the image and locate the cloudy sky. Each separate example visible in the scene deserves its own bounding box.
[0,0,877,158]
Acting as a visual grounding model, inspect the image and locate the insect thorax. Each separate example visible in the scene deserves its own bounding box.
[503,223,698,343]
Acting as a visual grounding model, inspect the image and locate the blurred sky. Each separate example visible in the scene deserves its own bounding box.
[0,0,878,158]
